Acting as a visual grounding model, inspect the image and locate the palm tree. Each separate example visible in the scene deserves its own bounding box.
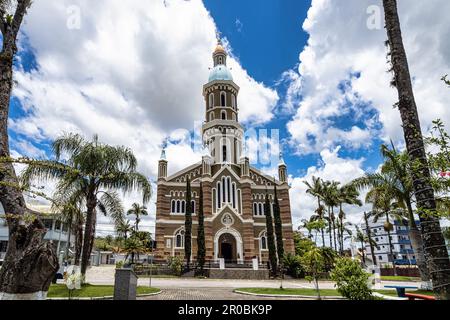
[304,177,326,247]
[353,226,377,266]
[123,237,145,264]
[336,184,362,254]
[322,180,340,250]
[383,0,450,299]
[127,203,148,232]
[352,143,431,284]
[21,133,151,276]
[365,186,403,275]
[116,219,133,240]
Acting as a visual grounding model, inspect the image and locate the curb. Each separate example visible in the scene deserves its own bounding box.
[372,292,407,301]
[233,290,345,300]
[46,289,162,300]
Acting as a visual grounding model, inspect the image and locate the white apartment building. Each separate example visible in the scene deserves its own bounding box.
[0,201,75,264]
[362,217,417,267]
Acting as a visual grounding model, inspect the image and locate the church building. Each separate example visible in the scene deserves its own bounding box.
[154,42,295,265]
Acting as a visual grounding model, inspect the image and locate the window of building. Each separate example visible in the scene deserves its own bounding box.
[209,112,215,121]
[43,219,53,230]
[171,200,176,213]
[379,256,383,261]
[231,94,236,109]
[221,92,226,107]
[166,239,172,249]
[222,145,227,162]
[221,110,227,120]
[260,232,268,250]
[175,229,185,249]
[209,93,214,108]
[176,200,181,213]
[191,200,196,214]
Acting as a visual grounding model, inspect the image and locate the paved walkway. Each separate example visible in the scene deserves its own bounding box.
[139,288,297,300]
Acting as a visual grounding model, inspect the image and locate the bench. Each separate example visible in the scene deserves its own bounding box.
[384,285,418,297]
[405,293,436,301]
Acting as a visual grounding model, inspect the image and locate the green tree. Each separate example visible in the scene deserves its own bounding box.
[196,183,206,273]
[365,186,403,275]
[0,0,59,299]
[336,184,361,254]
[363,211,377,266]
[264,192,277,276]
[304,176,326,247]
[293,231,316,257]
[383,0,450,299]
[127,203,148,232]
[322,180,340,250]
[301,247,325,300]
[273,185,285,270]
[116,219,133,240]
[21,133,151,276]
[330,257,373,300]
[123,237,145,264]
[352,144,430,283]
[353,225,377,266]
[184,178,192,270]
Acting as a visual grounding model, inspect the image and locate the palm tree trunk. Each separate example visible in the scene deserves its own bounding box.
[328,208,333,248]
[383,0,450,299]
[0,2,59,299]
[364,212,377,266]
[317,197,325,247]
[80,196,97,276]
[361,241,366,265]
[405,200,431,286]
[74,214,83,265]
[387,229,397,276]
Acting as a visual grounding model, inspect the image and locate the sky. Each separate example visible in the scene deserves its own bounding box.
[3,0,450,239]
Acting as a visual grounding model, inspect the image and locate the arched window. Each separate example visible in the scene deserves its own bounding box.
[220,92,226,107]
[171,200,176,213]
[253,203,257,215]
[217,181,222,208]
[176,200,181,213]
[175,229,185,248]
[218,56,223,64]
[258,203,263,216]
[209,93,214,108]
[181,201,186,213]
[221,110,227,120]
[260,232,268,250]
[191,200,195,214]
[231,94,236,109]
[209,112,215,121]
[232,183,236,208]
[222,145,227,162]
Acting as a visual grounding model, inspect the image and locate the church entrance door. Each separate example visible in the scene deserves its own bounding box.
[218,233,237,263]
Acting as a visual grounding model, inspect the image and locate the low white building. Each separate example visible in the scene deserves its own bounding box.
[0,201,75,264]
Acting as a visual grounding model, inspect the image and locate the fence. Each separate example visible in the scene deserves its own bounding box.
[380,266,420,277]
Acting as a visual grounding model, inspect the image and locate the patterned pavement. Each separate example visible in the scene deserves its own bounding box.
[140,288,309,300]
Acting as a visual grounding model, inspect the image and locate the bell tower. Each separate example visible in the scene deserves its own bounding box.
[202,41,244,166]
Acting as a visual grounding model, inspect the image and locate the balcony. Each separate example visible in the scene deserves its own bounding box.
[394,259,417,265]
[396,230,410,235]
[398,239,411,245]
[400,249,414,255]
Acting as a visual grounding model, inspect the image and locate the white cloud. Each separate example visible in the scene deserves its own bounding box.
[11,0,279,235]
[289,146,371,230]
[285,0,450,155]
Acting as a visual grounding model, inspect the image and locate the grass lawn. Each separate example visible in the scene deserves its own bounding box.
[236,288,342,297]
[47,284,160,298]
[381,276,421,282]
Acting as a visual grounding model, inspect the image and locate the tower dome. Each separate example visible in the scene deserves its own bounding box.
[208,65,233,82]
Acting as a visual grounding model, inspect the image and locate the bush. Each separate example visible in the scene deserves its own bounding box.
[330,257,373,300]
[168,256,183,276]
[283,253,305,278]
[115,261,124,269]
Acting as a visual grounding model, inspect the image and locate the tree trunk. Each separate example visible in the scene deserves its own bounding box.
[364,212,377,266]
[317,197,325,247]
[383,0,450,299]
[74,213,83,265]
[405,199,431,287]
[80,196,96,276]
[0,2,59,299]
[328,207,333,248]
[361,241,366,265]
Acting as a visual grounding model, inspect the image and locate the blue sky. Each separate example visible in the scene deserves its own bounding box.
[6,0,450,233]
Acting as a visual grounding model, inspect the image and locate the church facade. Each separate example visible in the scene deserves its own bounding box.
[154,43,295,265]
